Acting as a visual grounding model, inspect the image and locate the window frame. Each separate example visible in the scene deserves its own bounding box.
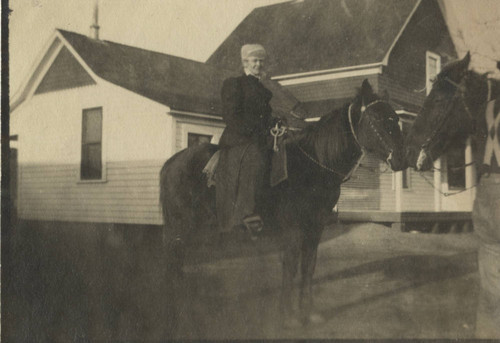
[180,123,222,150]
[426,51,441,96]
[78,106,106,183]
[187,132,213,148]
[392,118,412,190]
[443,146,467,192]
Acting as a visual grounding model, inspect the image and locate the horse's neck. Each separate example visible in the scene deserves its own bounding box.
[299,106,361,175]
[466,71,493,118]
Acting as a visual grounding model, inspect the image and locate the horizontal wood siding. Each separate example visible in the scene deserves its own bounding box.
[18,160,164,224]
[378,74,425,112]
[12,79,170,224]
[384,0,456,97]
[401,169,435,211]
[379,170,396,211]
[338,153,384,211]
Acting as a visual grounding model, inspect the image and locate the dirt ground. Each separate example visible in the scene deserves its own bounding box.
[2,220,481,340]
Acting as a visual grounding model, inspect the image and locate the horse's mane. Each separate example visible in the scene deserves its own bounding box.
[440,58,500,102]
[297,99,358,167]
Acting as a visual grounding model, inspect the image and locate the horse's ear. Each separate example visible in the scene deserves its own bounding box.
[381,89,390,102]
[460,51,471,70]
[497,60,500,70]
[361,79,374,96]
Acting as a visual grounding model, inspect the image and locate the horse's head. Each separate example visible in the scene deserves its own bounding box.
[406,52,478,171]
[350,79,407,171]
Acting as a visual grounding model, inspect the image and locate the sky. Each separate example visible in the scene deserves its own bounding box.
[9,0,500,95]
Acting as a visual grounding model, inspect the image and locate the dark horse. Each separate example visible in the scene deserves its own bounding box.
[160,79,407,327]
[405,53,500,337]
[406,52,500,171]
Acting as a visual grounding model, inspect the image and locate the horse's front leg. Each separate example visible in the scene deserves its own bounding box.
[280,225,302,328]
[299,223,324,325]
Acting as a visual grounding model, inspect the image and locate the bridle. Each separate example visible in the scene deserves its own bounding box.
[420,74,475,162]
[294,98,394,182]
[416,73,491,195]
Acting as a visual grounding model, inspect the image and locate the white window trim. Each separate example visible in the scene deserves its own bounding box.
[392,119,412,191]
[180,123,223,149]
[426,51,441,96]
[426,51,443,210]
[77,106,107,183]
[442,148,468,193]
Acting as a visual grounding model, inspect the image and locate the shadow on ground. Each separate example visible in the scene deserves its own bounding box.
[2,220,480,340]
[3,220,177,341]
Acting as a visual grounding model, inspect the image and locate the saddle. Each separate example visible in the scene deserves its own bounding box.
[202,141,287,232]
[202,142,288,189]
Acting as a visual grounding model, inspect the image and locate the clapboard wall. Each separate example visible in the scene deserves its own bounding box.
[11,81,171,225]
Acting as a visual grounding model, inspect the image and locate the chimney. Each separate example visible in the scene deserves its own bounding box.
[89,0,100,40]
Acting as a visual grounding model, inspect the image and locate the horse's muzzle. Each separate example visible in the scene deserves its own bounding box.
[415,149,433,171]
[387,149,408,171]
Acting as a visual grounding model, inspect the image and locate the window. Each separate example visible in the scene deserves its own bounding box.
[426,51,441,95]
[188,133,212,147]
[81,107,102,180]
[446,143,466,190]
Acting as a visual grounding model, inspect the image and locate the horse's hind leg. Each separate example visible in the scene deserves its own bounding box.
[280,225,302,328]
[299,223,324,325]
[165,211,192,277]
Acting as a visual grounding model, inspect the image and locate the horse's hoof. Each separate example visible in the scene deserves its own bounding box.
[282,317,301,329]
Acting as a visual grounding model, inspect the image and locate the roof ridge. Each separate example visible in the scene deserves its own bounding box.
[253,0,296,10]
[56,28,236,75]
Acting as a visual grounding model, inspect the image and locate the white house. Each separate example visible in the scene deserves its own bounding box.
[11,0,475,231]
[10,29,231,225]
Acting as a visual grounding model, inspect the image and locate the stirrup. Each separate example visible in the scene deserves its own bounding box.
[243,214,264,234]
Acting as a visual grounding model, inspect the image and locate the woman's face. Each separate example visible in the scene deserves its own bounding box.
[243,56,266,77]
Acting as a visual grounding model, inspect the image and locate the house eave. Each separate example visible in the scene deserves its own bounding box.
[273,64,384,86]
[10,29,103,112]
[168,109,223,121]
[272,62,384,81]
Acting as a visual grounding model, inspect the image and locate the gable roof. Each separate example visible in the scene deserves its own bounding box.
[13,29,307,121]
[56,29,238,115]
[207,0,421,76]
[12,29,240,115]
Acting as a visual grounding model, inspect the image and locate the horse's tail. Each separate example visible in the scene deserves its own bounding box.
[159,150,183,230]
[159,144,219,244]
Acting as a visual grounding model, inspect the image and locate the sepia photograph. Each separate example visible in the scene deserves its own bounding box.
[2,0,500,340]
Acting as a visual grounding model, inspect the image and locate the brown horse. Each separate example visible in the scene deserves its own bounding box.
[405,52,500,337]
[160,79,406,328]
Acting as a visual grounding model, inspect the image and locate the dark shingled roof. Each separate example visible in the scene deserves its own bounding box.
[207,0,420,76]
[57,29,307,120]
[58,29,237,115]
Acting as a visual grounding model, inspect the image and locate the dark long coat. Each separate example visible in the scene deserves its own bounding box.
[216,73,275,231]
[219,74,274,148]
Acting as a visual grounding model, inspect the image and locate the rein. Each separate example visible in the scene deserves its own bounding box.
[417,171,477,197]
[416,74,495,195]
[289,99,391,183]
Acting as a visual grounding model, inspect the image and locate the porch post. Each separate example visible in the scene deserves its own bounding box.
[465,137,476,206]
[434,158,442,211]
[395,171,402,212]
